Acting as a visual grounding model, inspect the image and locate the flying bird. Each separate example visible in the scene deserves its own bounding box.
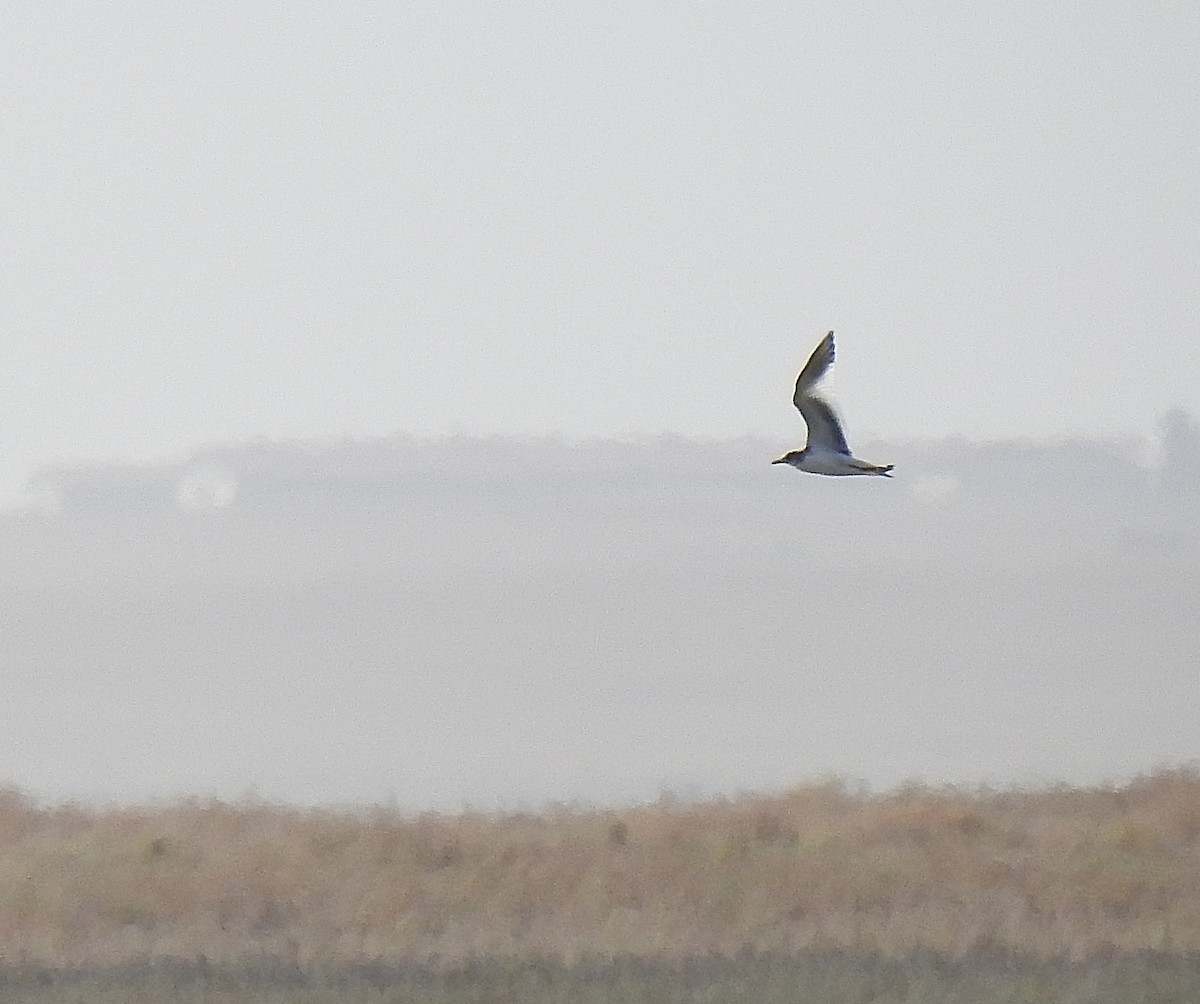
[772,331,894,477]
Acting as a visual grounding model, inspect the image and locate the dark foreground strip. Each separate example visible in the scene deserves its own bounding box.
[2,949,1200,1004]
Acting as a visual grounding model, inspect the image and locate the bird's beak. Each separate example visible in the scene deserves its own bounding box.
[771,457,786,465]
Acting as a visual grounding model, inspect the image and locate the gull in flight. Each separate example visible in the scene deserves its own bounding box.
[772,331,894,477]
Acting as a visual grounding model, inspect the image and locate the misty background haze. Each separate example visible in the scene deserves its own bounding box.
[3,5,1199,807]
[4,423,1198,808]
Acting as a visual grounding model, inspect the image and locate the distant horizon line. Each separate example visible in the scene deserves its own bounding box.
[5,408,1195,515]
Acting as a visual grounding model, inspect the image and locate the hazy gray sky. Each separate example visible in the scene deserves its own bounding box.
[4,4,1200,504]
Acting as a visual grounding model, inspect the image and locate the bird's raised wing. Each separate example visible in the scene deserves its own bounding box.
[791,333,849,454]
[796,393,850,455]
[792,331,835,404]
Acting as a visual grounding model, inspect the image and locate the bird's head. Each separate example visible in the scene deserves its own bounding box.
[772,451,802,466]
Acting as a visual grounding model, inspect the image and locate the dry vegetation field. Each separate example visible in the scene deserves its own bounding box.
[2,767,1199,1002]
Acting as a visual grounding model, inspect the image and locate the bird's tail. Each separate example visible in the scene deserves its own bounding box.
[851,459,894,477]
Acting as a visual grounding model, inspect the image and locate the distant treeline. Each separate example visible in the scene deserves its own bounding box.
[24,413,1200,512]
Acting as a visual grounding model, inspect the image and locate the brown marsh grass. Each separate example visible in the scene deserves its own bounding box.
[1,767,1198,973]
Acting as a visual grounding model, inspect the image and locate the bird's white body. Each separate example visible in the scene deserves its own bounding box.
[782,449,889,476]
[773,331,893,478]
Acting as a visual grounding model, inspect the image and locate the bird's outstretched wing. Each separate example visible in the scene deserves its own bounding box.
[793,330,835,402]
[792,332,850,455]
